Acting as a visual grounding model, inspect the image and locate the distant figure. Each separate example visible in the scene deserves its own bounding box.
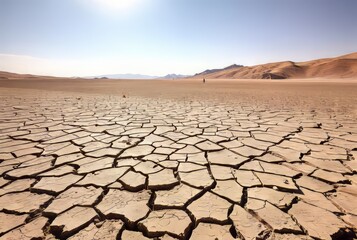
[203,78,206,83]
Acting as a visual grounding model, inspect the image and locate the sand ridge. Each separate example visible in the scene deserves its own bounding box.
[194,52,357,79]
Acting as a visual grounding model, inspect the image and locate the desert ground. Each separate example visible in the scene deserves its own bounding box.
[0,78,356,239]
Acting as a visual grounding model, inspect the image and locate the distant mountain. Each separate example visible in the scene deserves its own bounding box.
[0,71,190,80]
[89,73,190,79]
[89,73,159,79]
[193,52,357,79]
[157,74,190,79]
[5,52,357,80]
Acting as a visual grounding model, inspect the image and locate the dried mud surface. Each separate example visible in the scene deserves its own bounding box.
[0,78,356,239]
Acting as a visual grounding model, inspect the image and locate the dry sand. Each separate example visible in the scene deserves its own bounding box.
[1,78,357,114]
[0,78,356,239]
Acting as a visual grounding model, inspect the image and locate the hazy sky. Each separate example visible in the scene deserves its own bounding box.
[0,0,356,76]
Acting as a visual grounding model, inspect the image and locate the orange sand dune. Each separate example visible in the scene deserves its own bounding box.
[194,52,357,79]
[1,52,357,80]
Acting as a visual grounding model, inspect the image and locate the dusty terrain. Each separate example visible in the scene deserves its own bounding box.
[194,52,357,79]
[0,78,356,239]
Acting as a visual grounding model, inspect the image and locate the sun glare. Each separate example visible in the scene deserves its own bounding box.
[92,0,140,12]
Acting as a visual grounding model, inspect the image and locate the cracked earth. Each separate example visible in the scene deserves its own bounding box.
[0,79,357,240]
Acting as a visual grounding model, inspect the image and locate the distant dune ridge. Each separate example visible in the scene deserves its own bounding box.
[0,71,61,80]
[1,52,357,80]
[0,71,39,79]
[194,52,357,79]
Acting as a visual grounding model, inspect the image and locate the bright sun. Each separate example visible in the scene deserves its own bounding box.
[93,0,140,11]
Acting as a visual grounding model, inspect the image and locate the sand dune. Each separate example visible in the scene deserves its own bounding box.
[194,52,357,79]
[0,71,34,79]
[1,52,357,80]
[0,71,61,80]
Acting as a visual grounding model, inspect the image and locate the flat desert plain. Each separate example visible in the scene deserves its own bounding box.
[0,78,356,239]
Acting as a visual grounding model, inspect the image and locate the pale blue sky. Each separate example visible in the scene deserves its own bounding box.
[0,0,356,76]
